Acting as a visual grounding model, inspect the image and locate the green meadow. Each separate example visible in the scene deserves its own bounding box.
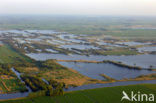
[0,79,26,93]
[0,44,31,63]
[1,16,156,40]
[1,84,156,103]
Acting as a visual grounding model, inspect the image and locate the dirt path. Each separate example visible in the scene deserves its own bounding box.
[1,80,10,92]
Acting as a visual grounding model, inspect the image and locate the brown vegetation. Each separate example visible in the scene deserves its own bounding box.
[25,67,39,72]
[1,80,10,91]
[119,73,156,82]
[0,75,14,79]
[100,74,116,82]
[0,87,3,94]
[43,68,92,86]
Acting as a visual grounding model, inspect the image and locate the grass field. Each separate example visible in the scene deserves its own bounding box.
[0,44,31,63]
[0,78,26,93]
[104,29,156,40]
[1,15,156,40]
[94,48,139,55]
[0,84,155,103]
[0,44,32,93]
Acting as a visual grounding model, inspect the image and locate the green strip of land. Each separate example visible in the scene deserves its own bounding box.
[1,84,156,103]
[0,44,32,63]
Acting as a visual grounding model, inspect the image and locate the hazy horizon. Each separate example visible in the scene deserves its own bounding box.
[1,0,156,16]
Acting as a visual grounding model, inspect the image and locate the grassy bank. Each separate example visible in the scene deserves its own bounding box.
[0,44,32,63]
[0,84,156,103]
[0,78,26,94]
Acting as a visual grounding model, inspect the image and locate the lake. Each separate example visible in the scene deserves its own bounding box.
[138,46,156,52]
[26,53,156,68]
[58,62,155,80]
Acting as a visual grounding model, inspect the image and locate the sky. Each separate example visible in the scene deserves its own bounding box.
[0,0,156,16]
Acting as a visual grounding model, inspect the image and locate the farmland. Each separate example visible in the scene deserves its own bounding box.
[1,16,156,40]
[0,44,31,63]
[0,84,156,103]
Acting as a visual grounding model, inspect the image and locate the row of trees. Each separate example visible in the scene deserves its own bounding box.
[36,60,67,70]
[0,63,13,75]
[22,75,64,97]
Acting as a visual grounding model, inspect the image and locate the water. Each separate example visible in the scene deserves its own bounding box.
[0,41,3,45]
[46,49,58,53]
[46,39,67,45]
[25,30,59,34]
[0,30,59,36]
[38,36,53,39]
[97,42,124,47]
[60,44,99,50]
[46,40,61,45]
[0,92,29,100]
[138,46,156,52]
[116,42,150,46]
[36,49,42,52]
[66,38,86,43]
[65,80,156,91]
[58,62,155,80]
[26,38,42,42]
[0,30,27,34]
[57,34,77,39]
[26,53,156,68]
[11,68,32,92]
[42,78,49,85]
[96,41,109,45]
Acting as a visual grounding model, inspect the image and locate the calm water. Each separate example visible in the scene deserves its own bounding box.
[0,92,29,100]
[58,62,155,80]
[65,80,156,91]
[138,46,156,52]
[60,44,99,50]
[46,49,58,53]
[26,53,156,68]
[117,42,151,46]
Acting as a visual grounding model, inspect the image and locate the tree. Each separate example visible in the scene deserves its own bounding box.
[149,65,153,69]
[46,85,53,96]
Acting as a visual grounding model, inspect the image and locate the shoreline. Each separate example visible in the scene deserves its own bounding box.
[56,59,155,70]
[1,79,156,101]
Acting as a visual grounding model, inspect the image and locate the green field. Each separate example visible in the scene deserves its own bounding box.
[0,44,31,63]
[0,78,26,93]
[0,44,32,93]
[88,48,139,55]
[1,84,155,103]
[104,29,156,40]
[1,15,156,40]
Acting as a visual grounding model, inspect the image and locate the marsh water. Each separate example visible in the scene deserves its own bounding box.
[26,53,156,81]
[58,62,155,80]
[26,53,156,68]
[60,44,100,50]
[138,46,156,52]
